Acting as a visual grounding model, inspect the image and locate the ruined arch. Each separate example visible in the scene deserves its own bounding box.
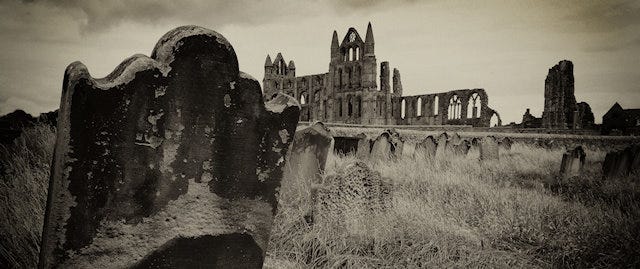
[347,68,352,87]
[448,94,462,120]
[299,92,307,105]
[356,96,362,117]
[338,68,343,89]
[355,47,360,60]
[349,48,353,61]
[338,97,343,117]
[401,99,406,119]
[417,97,423,116]
[348,95,353,116]
[490,110,502,127]
[467,92,481,118]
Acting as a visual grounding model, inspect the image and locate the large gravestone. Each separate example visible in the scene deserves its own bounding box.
[479,136,499,161]
[560,146,586,179]
[38,26,300,268]
[449,132,462,146]
[435,132,449,158]
[603,144,640,178]
[281,122,333,222]
[416,135,437,157]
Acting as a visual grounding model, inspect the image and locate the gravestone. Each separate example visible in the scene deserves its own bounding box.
[449,132,462,145]
[370,129,404,160]
[603,144,640,178]
[38,26,300,269]
[356,133,372,159]
[470,137,479,148]
[499,137,513,151]
[559,146,586,178]
[435,132,449,158]
[281,122,333,224]
[452,139,471,156]
[416,135,437,157]
[315,161,391,225]
[479,136,499,161]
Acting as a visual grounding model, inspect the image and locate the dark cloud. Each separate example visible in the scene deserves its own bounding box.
[11,0,417,34]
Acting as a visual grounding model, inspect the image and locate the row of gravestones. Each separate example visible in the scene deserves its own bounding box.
[337,130,514,161]
[38,26,388,268]
[557,144,639,179]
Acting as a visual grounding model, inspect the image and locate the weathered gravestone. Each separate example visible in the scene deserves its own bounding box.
[281,122,333,222]
[479,136,499,161]
[370,129,404,160]
[603,144,640,178]
[38,26,300,268]
[470,137,479,148]
[435,132,449,158]
[452,139,471,156]
[560,146,586,179]
[416,135,437,157]
[499,137,513,151]
[315,161,391,225]
[355,133,372,159]
[449,132,462,146]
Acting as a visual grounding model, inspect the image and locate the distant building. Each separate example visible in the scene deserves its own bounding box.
[602,103,640,135]
[263,22,501,127]
[521,108,542,128]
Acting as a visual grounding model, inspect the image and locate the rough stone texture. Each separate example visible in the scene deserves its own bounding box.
[541,60,594,130]
[38,26,300,269]
[498,137,513,151]
[315,162,391,225]
[435,132,449,158]
[262,22,499,127]
[452,140,471,156]
[479,136,499,161]
[603,144,640,178]
[370,129,404,160]
[416,135,437,157]
[355,133,372,159]
[560,146,586,179]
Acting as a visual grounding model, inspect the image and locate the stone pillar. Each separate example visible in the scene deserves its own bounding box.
[560,146,586,179]
[38,26,300,268]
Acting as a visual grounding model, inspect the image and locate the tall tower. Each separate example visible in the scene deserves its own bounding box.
[362,22,377,89]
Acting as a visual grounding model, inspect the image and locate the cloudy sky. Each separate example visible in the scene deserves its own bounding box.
[1,0,639,124]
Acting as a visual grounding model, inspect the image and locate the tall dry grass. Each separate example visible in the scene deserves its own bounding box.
[266,144,640,268]
[0,124,55,268]
[1,123,639,268]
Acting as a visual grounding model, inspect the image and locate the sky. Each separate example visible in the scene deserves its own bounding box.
[0,0,639,124]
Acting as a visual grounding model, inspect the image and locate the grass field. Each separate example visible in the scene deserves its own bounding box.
[1,124,639,268]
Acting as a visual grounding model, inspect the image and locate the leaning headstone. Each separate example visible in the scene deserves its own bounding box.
[416,135,437,157]
[281,122,333,224]
[435,132,449,158]
[449,132,462,145]
[355,133,372,159]
[479,136,499,161]
[370,129,404,160]
[560,146,586,178]
[603,144,640,178]
[38,26,300,269]
[452,139,471,156]
[499,137,513,151]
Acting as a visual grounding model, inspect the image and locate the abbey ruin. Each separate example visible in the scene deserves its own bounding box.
[263,23,500,127]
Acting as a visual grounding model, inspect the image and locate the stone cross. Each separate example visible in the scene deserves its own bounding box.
[559,146,586,179]
[38,26,300,269]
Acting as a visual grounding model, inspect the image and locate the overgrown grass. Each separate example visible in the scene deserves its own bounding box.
[266,144,640,268]
[0,124,55,268]
[1,123,639,268]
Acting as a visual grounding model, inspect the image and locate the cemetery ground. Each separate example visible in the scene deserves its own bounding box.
[2,123,640,268]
